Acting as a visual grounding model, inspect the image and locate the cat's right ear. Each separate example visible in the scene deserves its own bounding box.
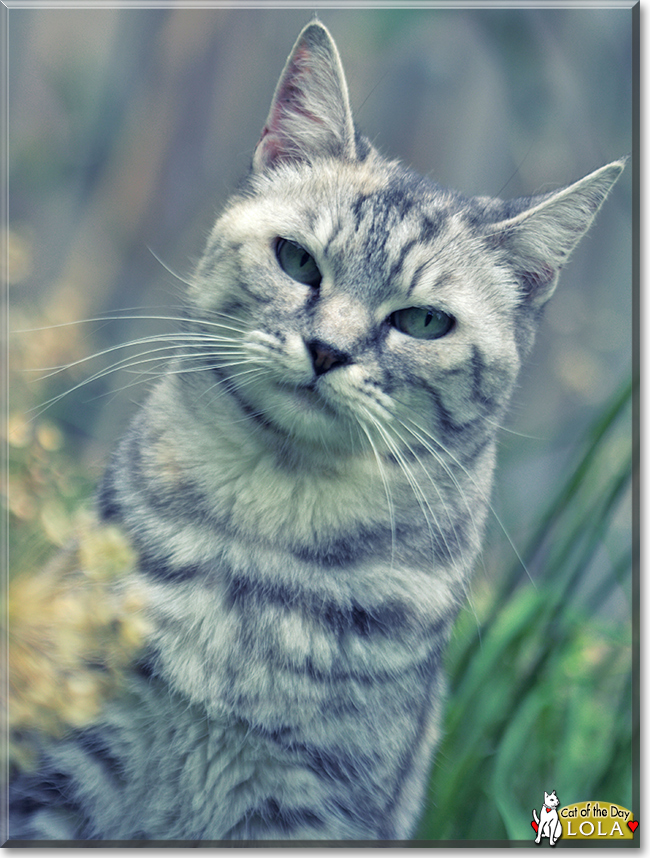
[253,22,357,172]
[493,159,626,310]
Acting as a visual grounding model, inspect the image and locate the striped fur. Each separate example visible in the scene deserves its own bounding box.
[9,21,624,841]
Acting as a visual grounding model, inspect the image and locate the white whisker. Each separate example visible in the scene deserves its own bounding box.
[400,414,533,587]
[354,412,396,570]
[27,333,241,380]
[146,247,195,290]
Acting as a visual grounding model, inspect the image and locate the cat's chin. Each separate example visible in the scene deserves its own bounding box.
[235,377,366,455]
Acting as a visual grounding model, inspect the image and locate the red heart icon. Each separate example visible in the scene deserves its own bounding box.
[531,820,538,833]
[628,820,638,833]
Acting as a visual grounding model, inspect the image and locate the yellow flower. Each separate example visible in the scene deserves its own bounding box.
[3,515,150,778]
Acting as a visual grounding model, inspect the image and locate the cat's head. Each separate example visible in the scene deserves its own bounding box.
[185,21,624,463]
[545,790,560,809]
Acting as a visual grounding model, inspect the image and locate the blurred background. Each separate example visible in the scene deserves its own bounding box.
[5,6,635,842]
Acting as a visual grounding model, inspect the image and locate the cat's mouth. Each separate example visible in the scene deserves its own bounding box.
[251,377,361,449]
[210,354,365,451]
[274,377,344,420]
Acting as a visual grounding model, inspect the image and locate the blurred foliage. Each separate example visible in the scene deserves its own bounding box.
[4,265,153,780]
[418,378,635,841]
[5,519,149,778]
[6,238,100,577]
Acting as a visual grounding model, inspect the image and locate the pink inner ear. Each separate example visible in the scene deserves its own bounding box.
[521,263,556,298]
[256,44,327,167]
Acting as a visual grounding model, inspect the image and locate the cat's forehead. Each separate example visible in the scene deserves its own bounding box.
[248,157,449,226]
[312,165,507,307]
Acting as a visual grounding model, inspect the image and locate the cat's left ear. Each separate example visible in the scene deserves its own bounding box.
[494,158,626,308]
[253,21,357,172]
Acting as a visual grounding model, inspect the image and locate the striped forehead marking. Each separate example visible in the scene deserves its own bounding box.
[313,187,452,304]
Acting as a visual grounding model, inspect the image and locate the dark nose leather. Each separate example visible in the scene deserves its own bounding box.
[306,339,351,376]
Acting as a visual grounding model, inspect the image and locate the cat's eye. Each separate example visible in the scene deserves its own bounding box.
[390,307,455,340]
[275,238,322,288]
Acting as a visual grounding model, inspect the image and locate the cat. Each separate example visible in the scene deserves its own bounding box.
[533,790,563,846]
[8,19,624,842]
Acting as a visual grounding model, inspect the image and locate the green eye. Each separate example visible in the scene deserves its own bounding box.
[276,238,322,288]
[391,307,454,340]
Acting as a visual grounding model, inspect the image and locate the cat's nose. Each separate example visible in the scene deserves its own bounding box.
[306,339,351,376]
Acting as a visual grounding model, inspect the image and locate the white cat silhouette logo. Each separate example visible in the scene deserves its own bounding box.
[533,790,563,846]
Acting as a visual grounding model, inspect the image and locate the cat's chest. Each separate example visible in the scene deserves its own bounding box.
[140,545,454,715]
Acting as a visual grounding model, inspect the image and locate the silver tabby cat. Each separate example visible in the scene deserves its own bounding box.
[10,21,623,841]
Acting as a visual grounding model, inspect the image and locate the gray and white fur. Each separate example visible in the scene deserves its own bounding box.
[9,21,624,841]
